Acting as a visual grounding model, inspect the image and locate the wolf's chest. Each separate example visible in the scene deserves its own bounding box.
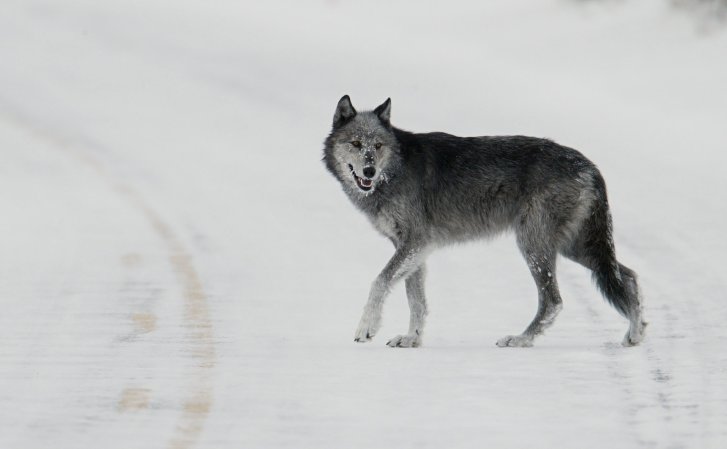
[370,210,401,241]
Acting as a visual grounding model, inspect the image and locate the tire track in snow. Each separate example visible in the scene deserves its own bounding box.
[576,282,684,448]
[566,277,654,446]
[0,108,216,449]
[621,234,724,446]
[566,239,710,447]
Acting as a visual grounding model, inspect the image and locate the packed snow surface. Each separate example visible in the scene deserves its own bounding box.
[1,1,726,448]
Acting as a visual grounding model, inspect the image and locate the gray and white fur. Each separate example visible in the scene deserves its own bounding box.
[323,95,646,348]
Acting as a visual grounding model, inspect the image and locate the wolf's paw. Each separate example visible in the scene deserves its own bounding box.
[354,311,381,343]
[496,334,534,348]
[622,321,647,347]
[386,333,421,348]
[354,324,376,343]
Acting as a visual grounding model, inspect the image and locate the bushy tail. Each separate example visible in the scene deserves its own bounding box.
[592,259,638,319]
[582,174,644,324]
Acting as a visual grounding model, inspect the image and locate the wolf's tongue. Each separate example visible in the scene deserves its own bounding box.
[361,178,373,187]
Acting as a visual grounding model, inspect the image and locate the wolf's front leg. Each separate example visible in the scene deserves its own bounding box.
[354,242,426,343]
[387,265,427,348]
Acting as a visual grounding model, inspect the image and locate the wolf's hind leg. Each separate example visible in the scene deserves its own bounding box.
[563,174,647,346]
[564,241,646,345]
[617,263,646,346]
[497,251,563,348]
[387,265,427,348]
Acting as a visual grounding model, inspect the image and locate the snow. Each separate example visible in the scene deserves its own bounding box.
[1,0,726,448]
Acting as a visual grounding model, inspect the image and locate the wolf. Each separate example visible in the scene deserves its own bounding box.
[323,95,646,348]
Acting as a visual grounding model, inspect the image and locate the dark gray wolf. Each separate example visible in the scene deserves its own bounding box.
[323,95,646,348]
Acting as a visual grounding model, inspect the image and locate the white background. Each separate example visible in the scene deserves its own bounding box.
[1,1,726,448]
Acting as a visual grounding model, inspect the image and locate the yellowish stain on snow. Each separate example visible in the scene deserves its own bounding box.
[131,312,157,334]
[118,387,151,412]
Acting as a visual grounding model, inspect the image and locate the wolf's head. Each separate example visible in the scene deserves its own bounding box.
[324,96,401,195]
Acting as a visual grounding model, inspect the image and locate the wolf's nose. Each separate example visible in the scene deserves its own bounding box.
[362,166,376,179]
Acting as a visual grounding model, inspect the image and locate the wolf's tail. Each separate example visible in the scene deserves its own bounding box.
[574,172,646,344]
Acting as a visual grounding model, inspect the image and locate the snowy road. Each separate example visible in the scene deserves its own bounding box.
[1,1,726,448]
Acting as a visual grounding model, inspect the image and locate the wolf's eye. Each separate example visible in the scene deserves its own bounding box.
[374,143,382,149]
[351,141,362,148]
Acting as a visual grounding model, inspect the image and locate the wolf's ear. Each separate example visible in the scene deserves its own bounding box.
[374,98,391,125]
[333,95,356,128]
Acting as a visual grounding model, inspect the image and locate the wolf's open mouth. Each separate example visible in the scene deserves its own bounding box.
[348,164,373,191]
